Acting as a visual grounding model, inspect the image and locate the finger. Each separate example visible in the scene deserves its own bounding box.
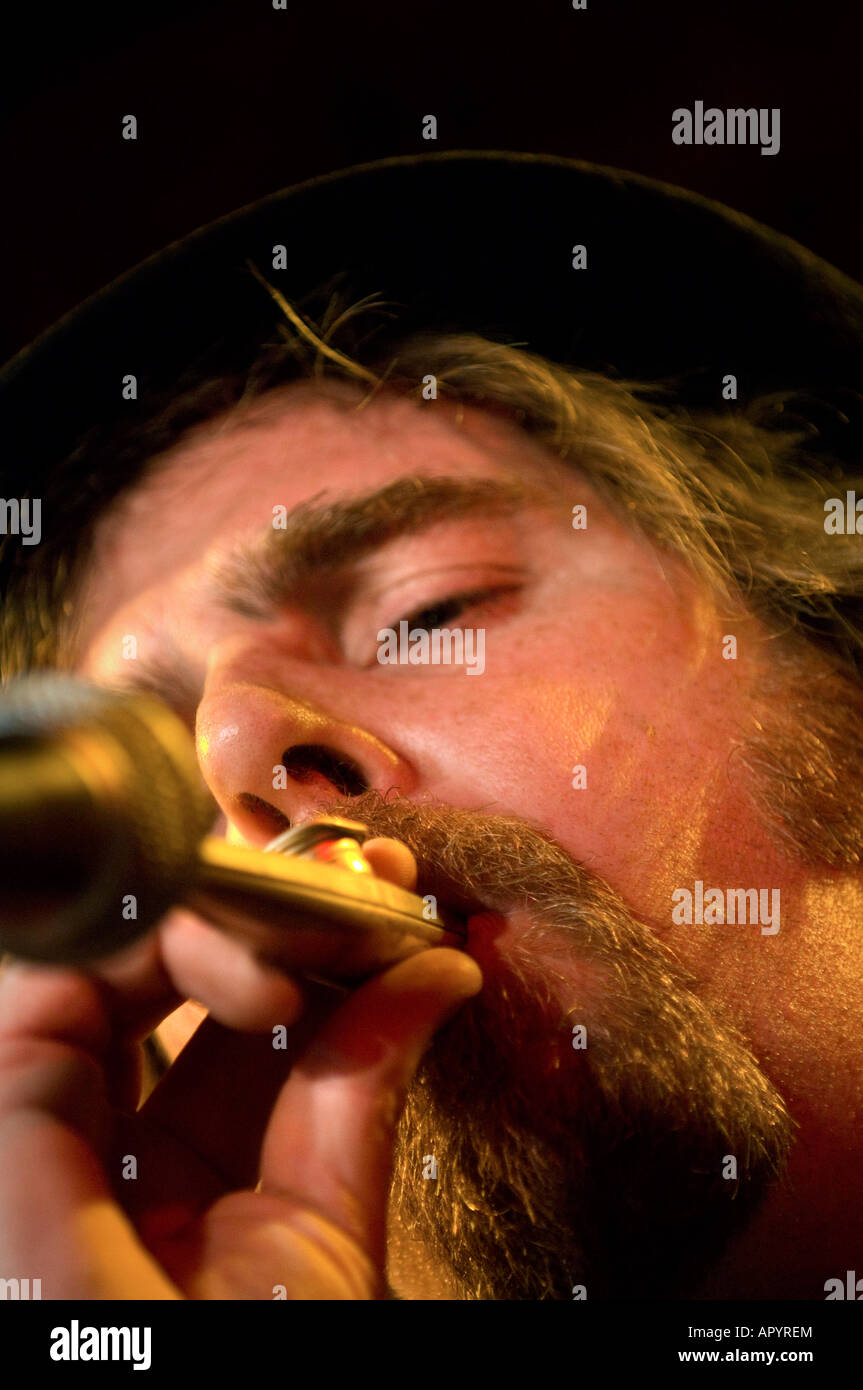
[0,1114,182,1298]
[0,963,182,1297]
[90,838,415,1040]
[159,911,305,1031]
[258,947,483,1274]
[362,837,418,891]
[0,960,141,1115]
[0,963,111,1140]
[138,981,346,1190]
[135,841,430,1185]
[0,921,186,1052]
[0,958,110,1057]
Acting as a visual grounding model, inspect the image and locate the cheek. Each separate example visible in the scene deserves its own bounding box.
[373,601,748,895]
[377,662,619,833]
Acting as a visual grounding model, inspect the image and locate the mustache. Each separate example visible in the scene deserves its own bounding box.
[322,788,626,918]
[322,789,708,993]
[322,790,796,1298]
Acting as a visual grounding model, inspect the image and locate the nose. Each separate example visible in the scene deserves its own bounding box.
[195,659,415,846]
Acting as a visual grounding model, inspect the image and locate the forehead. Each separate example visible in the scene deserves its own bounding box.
[81,382,575,648]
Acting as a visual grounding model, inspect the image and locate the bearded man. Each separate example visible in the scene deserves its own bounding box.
[1,153,862,1300]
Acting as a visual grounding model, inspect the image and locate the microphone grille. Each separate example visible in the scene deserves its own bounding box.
[0,674,215,960]
[0,672,119,736]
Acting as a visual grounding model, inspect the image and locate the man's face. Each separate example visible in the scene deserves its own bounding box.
[79,381,769,926]
[75,381,862,1297]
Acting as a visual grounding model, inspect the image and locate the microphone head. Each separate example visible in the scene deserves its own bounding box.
[0,674,215,963]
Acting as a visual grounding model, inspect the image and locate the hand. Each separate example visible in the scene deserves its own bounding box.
[0,838,482,1299]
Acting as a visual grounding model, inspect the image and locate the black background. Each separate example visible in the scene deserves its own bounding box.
[1,0,860,365]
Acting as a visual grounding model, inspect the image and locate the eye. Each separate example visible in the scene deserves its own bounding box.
[398,586,515,632]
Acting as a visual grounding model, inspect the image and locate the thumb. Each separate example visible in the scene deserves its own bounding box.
[258,947,482,1277]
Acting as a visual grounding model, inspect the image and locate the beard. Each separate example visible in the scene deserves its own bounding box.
[321,790,794,1300]
[738,641,863,869]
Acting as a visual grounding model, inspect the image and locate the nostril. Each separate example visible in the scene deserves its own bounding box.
[281,743,369,798]
[234,792,291,836]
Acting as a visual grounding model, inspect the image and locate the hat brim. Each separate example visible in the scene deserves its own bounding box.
[3,149,863,482]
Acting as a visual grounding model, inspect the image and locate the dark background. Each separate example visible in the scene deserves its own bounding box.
[1,0,859,365]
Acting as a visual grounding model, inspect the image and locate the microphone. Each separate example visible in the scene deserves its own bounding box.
[0,675,465,983]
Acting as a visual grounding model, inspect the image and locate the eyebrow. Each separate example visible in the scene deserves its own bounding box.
[102,632,204,717]
[104,472,551,712]
[203,473,548,620]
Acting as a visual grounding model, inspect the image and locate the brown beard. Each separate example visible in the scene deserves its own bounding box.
[738,642,863,869]
[321,791,794,1300]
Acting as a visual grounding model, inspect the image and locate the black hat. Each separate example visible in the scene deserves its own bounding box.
[3,149,863,495]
